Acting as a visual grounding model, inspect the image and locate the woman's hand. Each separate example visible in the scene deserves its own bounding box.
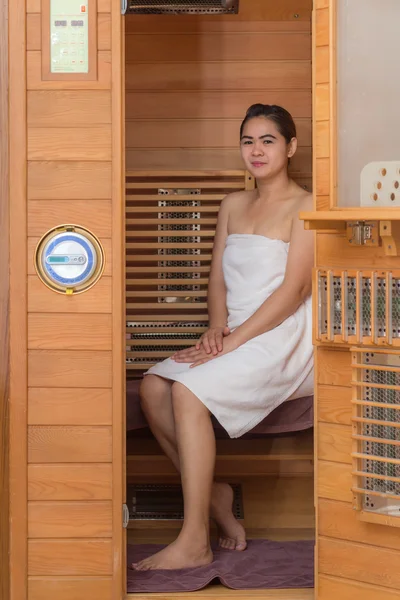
[198,325,230,354]
[172,333,239,368]
[171,326,230,363]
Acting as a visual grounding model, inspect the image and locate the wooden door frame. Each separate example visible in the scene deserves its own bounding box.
[0,0,9,597]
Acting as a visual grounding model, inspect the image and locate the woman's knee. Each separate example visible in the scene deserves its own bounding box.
[139,375,170,411]
[171,382,209,416]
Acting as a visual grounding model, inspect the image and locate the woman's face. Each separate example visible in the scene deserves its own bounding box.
[240,116,297,180]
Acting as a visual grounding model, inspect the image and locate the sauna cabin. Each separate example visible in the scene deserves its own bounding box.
[2,0,400,599]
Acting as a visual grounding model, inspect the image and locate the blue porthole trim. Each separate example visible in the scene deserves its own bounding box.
[43,234,95,286]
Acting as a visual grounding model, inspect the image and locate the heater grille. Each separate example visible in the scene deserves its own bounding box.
[127,0,239,15]
[127,483,244,520]
[352,349,400,526]
[317,269,400,345]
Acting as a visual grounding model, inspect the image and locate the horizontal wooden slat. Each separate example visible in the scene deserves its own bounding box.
[126,180,243,189]
[126,119,312,148]
[127,278,209,286]
[28,388,112,426]
[317,349,351,387]
[127,219,217,226]
[28,126,112,161]
[126,254,212,262]
[28,577,113,600]
[28,426,112,463]
[28,161,112,199]
[127,230,214,238]
[317,460,352,502]
[127,266,210,273]
[26,14,111,51]
[28,501,112,538]
[127,302,208,310]
[319,575,400,600]
[28,464,113,500]
[28,314,112,351]
[125,20,311,35]
[127,291,206,299]
[126,61,311,91]
[27,200,112,237]
[28,276,112,313]
[319,536,400,590]
[28,350,112,388]
[27,237,112,276]
[27,51,111,90]
[316,232,400,269]
[125,90,312,120]
[125,32,311,62]
[319,499,400,551]
[28,91,111,126]
[127,314,209,322]
[127,326,205,334]
[127,242,213,249]
[28,539,113,576]
[318,422,352,464]
[126,206,220,213]
[318,385,352,425]
[126,148,312,172]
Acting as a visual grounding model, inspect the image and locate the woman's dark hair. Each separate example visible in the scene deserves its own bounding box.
[240,104,297,143]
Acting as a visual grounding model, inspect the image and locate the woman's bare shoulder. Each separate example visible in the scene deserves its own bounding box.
[291,184,313,214]
[219,189,255,213]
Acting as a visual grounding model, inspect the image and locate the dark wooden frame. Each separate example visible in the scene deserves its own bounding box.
[0,0,9,597]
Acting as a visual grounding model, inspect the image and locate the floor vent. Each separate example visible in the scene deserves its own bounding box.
[127,483,244,520]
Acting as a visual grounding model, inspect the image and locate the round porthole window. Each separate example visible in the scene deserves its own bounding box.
[34,224,105,294]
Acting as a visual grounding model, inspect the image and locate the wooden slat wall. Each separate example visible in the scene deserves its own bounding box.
[125,0,312,192]
[314,2,400,597]
[9,3,123,600]
[125,170,252,374]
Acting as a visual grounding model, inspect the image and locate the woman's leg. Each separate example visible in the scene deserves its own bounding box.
[139,375,246,552]
[133,382,215,570]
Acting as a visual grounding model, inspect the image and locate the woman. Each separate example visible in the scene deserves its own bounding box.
[133,104,314,571]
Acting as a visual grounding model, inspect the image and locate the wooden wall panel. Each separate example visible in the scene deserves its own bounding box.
[28,276,112,313]
[28,426,112,463]
[16,1,124,597]
[28,350,112,388]
[27,200,112,237]
[28,314,112,351]
[28,464,113,500]
[0,0,9,596]
[28,91,112,125]
[28,501,113,538]
[28,539,113,575]
[28,577,113,600]
[319,576,400,600]
[125,5,312,180]
[313,3,400,598]
[28,388,112,426]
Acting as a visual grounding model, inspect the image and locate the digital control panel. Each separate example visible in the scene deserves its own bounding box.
[50,0,89,74]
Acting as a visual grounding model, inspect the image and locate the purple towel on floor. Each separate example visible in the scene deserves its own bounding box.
[127,539,314,592]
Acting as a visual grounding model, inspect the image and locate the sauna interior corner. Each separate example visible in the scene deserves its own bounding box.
[5,0,400,600]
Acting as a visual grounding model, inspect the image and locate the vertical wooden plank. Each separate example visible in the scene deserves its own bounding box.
[0,0,9,598]
[111,4,125,598]
[9,1,28,599]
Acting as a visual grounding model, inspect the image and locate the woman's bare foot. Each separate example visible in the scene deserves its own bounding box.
[211,482,247,551]
[132,538,213,571]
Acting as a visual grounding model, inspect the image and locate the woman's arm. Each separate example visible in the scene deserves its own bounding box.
[206,195,231,328]
[230,200,314,348]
